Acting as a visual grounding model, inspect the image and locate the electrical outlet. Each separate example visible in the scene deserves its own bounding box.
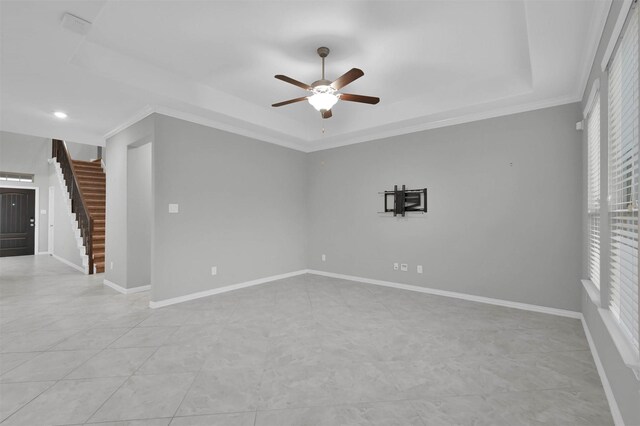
[211,266,217,276]
[417,265,423,274]
[400,263,408,272]
[393,262,399,271]
[322,254,326,262]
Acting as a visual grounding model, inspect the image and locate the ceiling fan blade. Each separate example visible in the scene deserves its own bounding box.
[321,109,332,119]
[330,68,364,90]
[339,93,380,104]
[275,75,312,91]
[271,97,308,107]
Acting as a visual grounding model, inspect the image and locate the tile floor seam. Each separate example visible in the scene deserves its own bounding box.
[164,303,239,421]
[81,344,165,424]
[367,289,410,332]
[252,394,481,415]
[250,381,587,417]
[340,358,590,403]
[0,380,57,424]
[81,417,173,425]
[55,328,139,381]
[0,353,44,377]
[167,353,209,421]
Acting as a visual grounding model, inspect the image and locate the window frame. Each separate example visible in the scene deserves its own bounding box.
[604,0,640,369]
[586,88,602,288]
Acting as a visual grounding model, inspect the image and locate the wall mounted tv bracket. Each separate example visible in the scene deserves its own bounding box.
[380,185,428,217]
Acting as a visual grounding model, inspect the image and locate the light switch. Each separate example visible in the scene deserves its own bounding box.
[168,204,179,213]
[40,210,47,215]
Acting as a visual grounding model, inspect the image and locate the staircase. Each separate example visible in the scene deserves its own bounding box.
[73,159,106,273]
[52,139,106,274]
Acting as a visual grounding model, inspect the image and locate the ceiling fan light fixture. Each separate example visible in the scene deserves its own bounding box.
[307,93,338,111]
[307,88,338,112]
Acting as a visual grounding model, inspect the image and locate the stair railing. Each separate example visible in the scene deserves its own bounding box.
[52,139,94,274]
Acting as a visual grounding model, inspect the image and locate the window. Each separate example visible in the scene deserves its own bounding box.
[607,3,639,353]
[0,172,34,183]
[587,95,601,288]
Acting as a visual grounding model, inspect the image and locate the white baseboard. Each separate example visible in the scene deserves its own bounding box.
[307,270,581,319]
[581,316,624,426]
[103,279,150,295]
[51,253,87,274]
[149,269,309,309]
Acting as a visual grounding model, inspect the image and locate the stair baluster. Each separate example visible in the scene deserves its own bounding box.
[52,139,97,274]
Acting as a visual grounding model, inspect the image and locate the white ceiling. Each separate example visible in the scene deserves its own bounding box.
[0,0,610,151]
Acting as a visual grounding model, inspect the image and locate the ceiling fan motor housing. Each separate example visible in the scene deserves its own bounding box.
[311,79,332,89]
[317,47,330,58]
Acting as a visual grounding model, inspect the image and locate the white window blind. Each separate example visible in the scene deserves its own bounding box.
[608,3,639,354]
[587,96,601,288]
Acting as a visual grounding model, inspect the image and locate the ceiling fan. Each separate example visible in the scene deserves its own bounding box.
[272,47,380,119]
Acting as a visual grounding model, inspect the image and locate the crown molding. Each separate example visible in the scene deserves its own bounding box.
[152,105,308,152]
[103,104,309,152]
[103,105,155,140]
[305,94,581,152]
[103,94,581,154]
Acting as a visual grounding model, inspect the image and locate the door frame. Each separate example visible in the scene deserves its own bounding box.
[48,186,54,254]
[0,185,39,255]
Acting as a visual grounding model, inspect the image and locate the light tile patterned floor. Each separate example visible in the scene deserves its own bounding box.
[0,255,613,425]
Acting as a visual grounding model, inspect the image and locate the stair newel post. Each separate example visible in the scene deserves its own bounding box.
[88,216,94,275]
[71,179,75,213]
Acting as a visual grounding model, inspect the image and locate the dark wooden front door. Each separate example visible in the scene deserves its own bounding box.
[0,188,35,257]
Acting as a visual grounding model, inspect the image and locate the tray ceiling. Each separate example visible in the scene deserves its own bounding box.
[0,0,610,150]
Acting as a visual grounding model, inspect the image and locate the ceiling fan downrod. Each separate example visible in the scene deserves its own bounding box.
[317,46,330,80]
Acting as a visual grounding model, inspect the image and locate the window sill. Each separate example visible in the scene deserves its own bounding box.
[581,279,601,307]
[598,308,640,380]
[582,279,640,380]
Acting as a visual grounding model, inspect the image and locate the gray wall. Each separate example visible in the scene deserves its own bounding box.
[307,103,583,312]
[579,0,640,424]
[151,114,307,301]
[0,131,51,253]
[105,115,155,289]
[127,142,152,287]
[66,141,99,162]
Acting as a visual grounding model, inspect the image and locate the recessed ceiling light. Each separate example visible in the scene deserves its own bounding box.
[53,111,68,119]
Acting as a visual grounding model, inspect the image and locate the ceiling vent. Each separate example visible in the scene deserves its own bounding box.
[61,13,92,36]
